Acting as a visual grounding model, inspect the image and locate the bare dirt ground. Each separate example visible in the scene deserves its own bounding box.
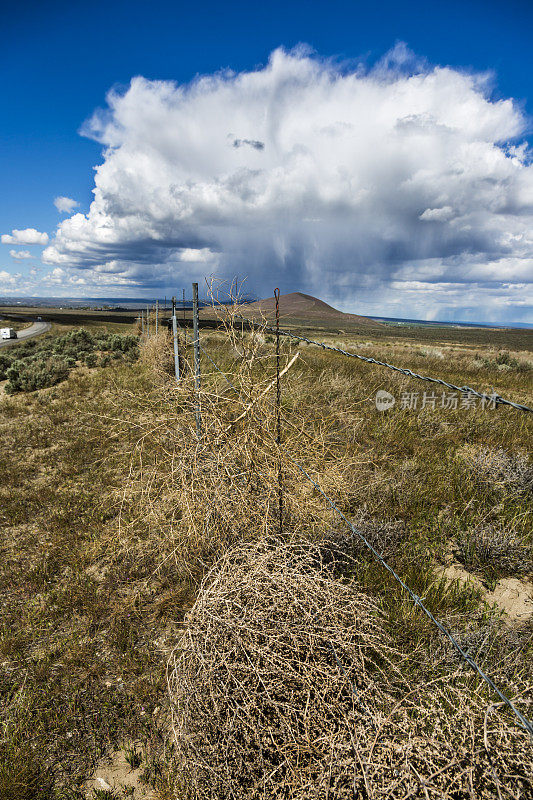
[437,563,533,624]
[86,749,154,798]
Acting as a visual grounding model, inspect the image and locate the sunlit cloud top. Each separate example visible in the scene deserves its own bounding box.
[13,45,533,319]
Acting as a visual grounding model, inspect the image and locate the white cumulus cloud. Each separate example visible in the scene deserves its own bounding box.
[2,228,49,245]
[42,45,533,320]
[54,196,80,213]
[9,249,32,260]
[0,270,20,287]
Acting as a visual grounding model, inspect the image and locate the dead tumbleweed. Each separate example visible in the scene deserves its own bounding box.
[169,538,532,798]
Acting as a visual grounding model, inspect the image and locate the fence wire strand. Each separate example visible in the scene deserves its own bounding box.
[197,342,533,739]
[282,450,533,739]
[235,314,532,413]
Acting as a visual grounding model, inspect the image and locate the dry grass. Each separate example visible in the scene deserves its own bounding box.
[0,297,531,797]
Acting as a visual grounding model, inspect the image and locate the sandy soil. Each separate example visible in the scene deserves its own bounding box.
[437,563,533,624]
[86,748,154,798]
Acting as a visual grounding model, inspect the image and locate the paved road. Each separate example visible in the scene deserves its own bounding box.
[0,320,51,348]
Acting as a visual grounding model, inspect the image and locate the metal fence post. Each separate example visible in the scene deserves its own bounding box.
[192,282,202,437]
[275,288,283,535]
[182,288,187,348]
[172,296,180,384]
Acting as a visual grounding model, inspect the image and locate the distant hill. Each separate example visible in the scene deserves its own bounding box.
[240,292,382,327]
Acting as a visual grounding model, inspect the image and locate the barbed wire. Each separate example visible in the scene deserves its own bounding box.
[282,450,533,739]
[234,313,533,413]
[197,341,533,739]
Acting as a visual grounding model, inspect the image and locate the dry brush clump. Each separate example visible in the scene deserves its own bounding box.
[102,306,343,596]
[139,328,177,384]
[456,524,533,580]
[169,538,532,800]
[457,444,533,494]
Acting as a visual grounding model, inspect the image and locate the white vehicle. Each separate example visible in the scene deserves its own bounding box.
[1,327,17,340]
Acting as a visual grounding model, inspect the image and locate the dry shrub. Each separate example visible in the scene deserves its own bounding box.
[419,346,444,359]
[458,444,533,493]
[169,538,532,799]
[139,329,176,382]
[102,303,343,597]
[456,524,533,578]
[329,512,407,563]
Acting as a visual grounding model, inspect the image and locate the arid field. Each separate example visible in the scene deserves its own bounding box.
[0,302,532,798]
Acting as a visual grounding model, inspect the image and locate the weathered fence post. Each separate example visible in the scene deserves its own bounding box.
[172,296,180,384]
[141,310,144,336]
[192,282,202,437]
[155,299,159,335]
[146,304,150,338]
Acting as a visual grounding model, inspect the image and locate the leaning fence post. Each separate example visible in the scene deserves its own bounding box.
[192,282,202,437]
[172,296,180,384]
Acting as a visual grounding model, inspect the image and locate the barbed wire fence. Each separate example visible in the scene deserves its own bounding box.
[234,314,533,413]
[162,282,533,743]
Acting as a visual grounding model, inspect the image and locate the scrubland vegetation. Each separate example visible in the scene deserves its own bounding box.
[0,313,531,798]
[0,329,138,393]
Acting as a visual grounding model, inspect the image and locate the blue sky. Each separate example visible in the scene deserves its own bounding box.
[1,0,533,321]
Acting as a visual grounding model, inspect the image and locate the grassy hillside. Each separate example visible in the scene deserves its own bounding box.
[0,319,531,797]
[238,291,384,327]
